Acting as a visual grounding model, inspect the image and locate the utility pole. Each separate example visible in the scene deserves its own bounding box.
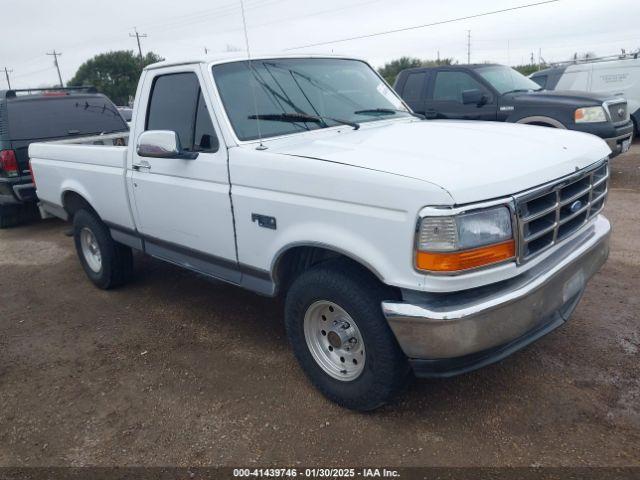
[46,51,63,87]
[466,30,471,64]
[530,51,535,65]
[538,48,543,69]
[129,27,148,65]
[2,67,13,89]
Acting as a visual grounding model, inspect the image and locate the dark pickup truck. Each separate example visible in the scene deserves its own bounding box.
[0,87,128,227]
[394,64,634,157]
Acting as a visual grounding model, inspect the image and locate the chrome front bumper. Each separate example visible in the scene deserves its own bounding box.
[604,130,633,157]
[382,215,611,375]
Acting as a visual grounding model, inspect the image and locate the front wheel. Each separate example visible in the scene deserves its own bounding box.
[285,262,410,411]
[73,209,133,289]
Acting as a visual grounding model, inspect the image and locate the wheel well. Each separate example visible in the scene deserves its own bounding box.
[62,191,97,220]
[273,246,387,296]
[516,116,566,129]
[527,121,556,128]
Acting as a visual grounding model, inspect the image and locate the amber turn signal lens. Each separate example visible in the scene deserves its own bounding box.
[416,240,515,272]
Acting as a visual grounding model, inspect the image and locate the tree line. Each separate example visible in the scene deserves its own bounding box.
[68,50,163,105]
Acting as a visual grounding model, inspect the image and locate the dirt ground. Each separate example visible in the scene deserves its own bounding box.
[0,141,639,468]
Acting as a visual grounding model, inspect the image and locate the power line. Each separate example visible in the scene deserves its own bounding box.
[129,27,148,64]
[185,0,386,40]
[2,67,13,89]
[12,65,55,79]
[131,0,277,33]
[46,50,63,87]
[286,0,561,50]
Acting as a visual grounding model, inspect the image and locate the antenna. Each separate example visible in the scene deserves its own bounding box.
[239,0,266,150]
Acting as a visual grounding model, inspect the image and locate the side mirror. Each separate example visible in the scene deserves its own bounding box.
[137,130,198,160]
[462,89,487,106]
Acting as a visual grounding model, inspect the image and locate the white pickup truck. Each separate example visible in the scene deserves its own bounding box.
[30,54,611,411]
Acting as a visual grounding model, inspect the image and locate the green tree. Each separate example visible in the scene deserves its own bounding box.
[378,56,454,85]
[513,64,542,76]
[68,50,163,105]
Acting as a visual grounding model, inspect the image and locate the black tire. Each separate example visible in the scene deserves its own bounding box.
[285,261,410,411]
[0,207,18,229]
[73,209,133,289]
[0,203,38,229]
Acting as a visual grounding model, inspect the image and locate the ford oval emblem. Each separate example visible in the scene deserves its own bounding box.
[570,200,583,213]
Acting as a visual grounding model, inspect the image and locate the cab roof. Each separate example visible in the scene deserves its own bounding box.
[1,86,98,100]
[144,52,364,71]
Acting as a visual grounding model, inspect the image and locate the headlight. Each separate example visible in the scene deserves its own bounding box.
[575,106,607,123]
[416,206,515,272]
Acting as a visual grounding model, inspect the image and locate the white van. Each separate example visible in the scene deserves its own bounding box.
[531,55,640,135]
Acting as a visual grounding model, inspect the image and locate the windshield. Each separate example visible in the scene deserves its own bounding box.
[212,58,411,141]
[476,65,542,94]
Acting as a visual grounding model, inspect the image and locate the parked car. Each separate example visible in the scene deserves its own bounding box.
[0,87,128,227]
[394,64,634,157]
[30,54,611,411]
[529,54,640,136]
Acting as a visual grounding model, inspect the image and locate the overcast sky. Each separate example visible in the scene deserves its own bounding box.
[1,0,638,89]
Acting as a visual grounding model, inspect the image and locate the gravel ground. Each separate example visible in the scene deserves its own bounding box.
[0,141,638,467]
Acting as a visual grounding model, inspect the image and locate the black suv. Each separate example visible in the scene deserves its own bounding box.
[0,87,128,227]
[394,64,634,157]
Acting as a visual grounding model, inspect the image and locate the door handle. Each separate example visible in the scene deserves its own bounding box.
[132,161,151,171]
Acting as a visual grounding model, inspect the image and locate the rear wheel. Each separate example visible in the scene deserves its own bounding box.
[0,205,18,229]
[0,203,38,229]
[73,209,133,289]
[285,261,410,411]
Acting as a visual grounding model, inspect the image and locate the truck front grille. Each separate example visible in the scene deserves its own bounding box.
[605,100,630,126]
[515,161,608,262]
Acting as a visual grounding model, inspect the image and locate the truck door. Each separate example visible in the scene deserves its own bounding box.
[129,68,240,282]
[425,70,497,120]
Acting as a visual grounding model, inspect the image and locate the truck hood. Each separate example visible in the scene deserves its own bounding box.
[506,89,616,106]
[265,119,611,205]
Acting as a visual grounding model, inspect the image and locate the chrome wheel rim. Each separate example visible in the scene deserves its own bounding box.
[303,300,365,381]
[80,227,102,273]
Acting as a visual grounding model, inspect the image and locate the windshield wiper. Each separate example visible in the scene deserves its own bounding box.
[248,112,359,130]
[354,108,424,119]
[502,88,541,94]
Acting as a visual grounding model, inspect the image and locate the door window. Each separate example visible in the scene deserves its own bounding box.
[193,91,219,151]
[433,71,486,102]
[401,72,426,104]
[556,70,589,91]
[146,72,219,152]
[531,75,547,89]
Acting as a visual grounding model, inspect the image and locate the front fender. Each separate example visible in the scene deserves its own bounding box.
[269,222,392,283]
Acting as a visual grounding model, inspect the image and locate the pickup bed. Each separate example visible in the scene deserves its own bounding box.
[30,54,612,411]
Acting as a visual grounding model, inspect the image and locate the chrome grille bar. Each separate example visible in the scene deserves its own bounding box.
[515,160,609,263]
